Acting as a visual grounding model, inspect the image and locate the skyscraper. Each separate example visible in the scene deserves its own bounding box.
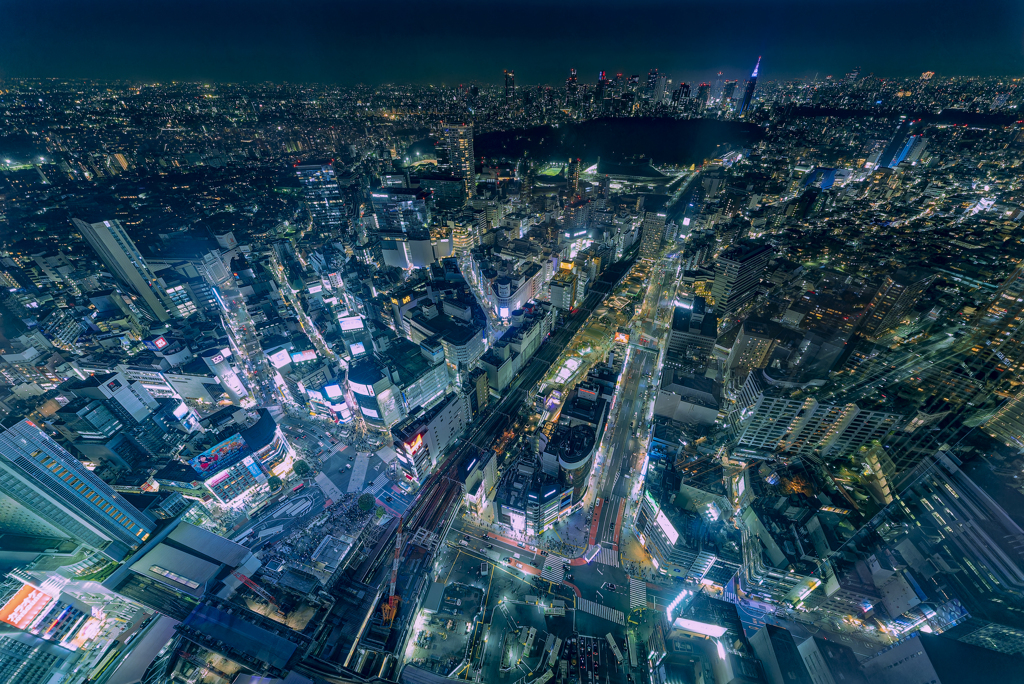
[444,124,475,200]
[294,160,345,232]
[565,68,578,104]
[695,82,711,106]
[0,419,155,560]
[72,218,174,322]
[862,267,936,339]
[710,240,772,313]
[739,56,761,114]
[639,211,666,261]
[504,69,515,103]
[566,157,581,197]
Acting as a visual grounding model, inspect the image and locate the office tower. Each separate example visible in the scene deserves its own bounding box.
[596,71,610,103]
[639,211,666,261]
[984,391,1024,447]
[294,160,345,232]
[504,69,515,103]
[749,625,813,684]
[797,637,867,684]
[968,265,1024,374]
[722,79,739,101]
[443,124,475,200]
[371,188,436,269]
[72,218,174,322]
[645,68,659,98]
[862,267,936,339]
[695,82,711,105]
[710,240,772,313]
[726,318,775,379]
[566,157,581,197]
[0,625,77,684]
[739,56,761,114]
[565,68,578,104]
[0,419,155,560]
[862,633,1020,683]
[667,296,718,368]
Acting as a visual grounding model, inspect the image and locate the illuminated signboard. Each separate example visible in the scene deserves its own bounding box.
[671,618,727,638]
[0,584,54,630]
[268,349,291,369]
[107,378,123,391]
[360,406,380,419]
[655,508,679,545]
[206,469,231,487]
[499,307,509,318]
[173,403,189,420]
[291,350,317,363]
[339,316,365,331]
[189,433,251,476]
[324,384,344,399]
[405,433,424,453]
[219,347,232,359]
[614,332,630,344]
[243,455,262,479]
[350,342,366,355]
[154,336,168,349]
[349,381,375,397]
[210,354,225,364]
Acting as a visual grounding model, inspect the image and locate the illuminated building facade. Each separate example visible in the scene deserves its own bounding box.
[0,420,155,560]
[392,390,471,484]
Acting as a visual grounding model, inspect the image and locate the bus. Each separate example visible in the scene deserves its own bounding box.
[292,483,305,493]
[530,670,553,684]
[605,633,624,665]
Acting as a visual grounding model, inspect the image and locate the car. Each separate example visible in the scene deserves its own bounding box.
[486,544,493,549]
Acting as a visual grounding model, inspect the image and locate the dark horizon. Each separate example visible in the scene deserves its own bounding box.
[2,0,1023,86]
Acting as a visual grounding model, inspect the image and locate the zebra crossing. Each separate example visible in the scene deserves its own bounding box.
[629,577,647,611]
[541,556,567,583]
[576,598,625,626]
[593,546,619,567]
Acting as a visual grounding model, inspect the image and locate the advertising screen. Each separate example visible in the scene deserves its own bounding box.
[360,406,380,419]
[173,402,190,420]
[655,508,679,545]
[324,384,344,399]
[614,332,630,344]
[349,381,375,397]
[339,316,365,331]
[350,342,366,355]
[291,350,317,363]
[268,349,291,369]
[189,433,251,477]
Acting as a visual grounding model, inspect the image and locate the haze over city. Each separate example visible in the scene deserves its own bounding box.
[1,2,1024,684]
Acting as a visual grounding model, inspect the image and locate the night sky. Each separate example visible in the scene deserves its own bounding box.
[1,0,1023,86]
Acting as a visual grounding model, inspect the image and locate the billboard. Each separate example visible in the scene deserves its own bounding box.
[144,336,169,351]
[324,384,344,399]
[350,341,366,356]
[291,350,317,363]
[339,316,365,331]
[655,508,679,545]
[189,433,251,477]
[268,349,291,369]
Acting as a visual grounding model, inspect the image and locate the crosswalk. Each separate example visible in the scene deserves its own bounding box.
[541,556,567,583]
[629,577,647,611]
[594,546,619,567]
[577,598,625,626]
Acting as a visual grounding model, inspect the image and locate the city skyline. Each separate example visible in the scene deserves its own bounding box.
[1,0,1023,85]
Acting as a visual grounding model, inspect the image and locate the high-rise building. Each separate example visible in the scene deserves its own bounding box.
[969,265,1024,375]
[72,218,174,322]
[0,625,77,684]
[294,160,346,232]
[722,79,739,101]
[862,267,936,339]
[639,211,666,261]
[443,124,475,200]
[566,157,581,197]
[0,419,155,560]
[694,82,711,105]
[710,240,772,313]
[504,69,515,103]
[739,56,761,114]
[565,68,578,104]
[667,296,718,368]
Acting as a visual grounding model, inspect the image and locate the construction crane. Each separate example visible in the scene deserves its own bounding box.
[381,517,403,626]
[232,570,277,607]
